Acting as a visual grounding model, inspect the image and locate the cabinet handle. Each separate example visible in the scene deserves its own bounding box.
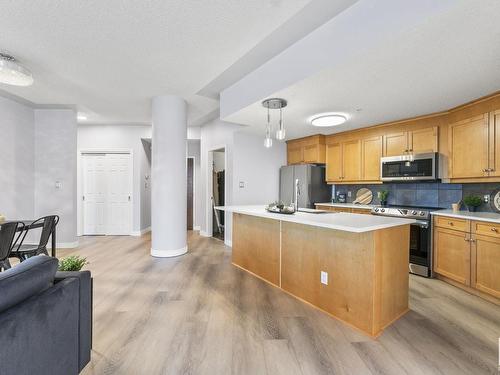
[464,236,469,241]
[448,221,454,226]
[408,148,413,152]
[491,227,498,232]
[470,238,476,243]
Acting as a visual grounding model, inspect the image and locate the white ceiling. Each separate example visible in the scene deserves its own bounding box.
[0,0,313,125]
[224,0,500,139]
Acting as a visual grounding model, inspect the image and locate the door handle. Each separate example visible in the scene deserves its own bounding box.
[128,196,131,201]
[82,196,85,201]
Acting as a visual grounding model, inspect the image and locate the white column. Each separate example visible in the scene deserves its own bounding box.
[151,95,188,257]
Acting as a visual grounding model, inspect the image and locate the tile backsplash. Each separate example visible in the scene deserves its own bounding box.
[333,182,500,211]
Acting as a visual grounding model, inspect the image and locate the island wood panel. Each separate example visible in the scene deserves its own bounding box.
[373,225,410,332]
[232,213,281,286]
[280,221,409,336]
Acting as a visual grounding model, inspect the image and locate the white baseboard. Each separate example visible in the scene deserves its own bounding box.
[24,241,80,249]
[131,226,151,236]
[200,230,211,237]
[193,226,201,231]
[224,240,232,247]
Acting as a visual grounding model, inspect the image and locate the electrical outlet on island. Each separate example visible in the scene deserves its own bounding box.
[320,271,328,285]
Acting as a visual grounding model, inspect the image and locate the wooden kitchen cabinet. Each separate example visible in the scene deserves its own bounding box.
[449,114,489,178]
[472,234,500,299]
[342,140,361,181]
[326,143,342,182]
[488,110,500,177]
[286,135,325,165]
[325,140,361,182]
[383,127,438,156]
[361,136,383,181]
[434,216,500,303]
[434,226,471,286]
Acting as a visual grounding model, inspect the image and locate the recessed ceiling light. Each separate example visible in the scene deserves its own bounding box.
[310,114,347,127]
[77,114,87,121]
[0,53,33,86]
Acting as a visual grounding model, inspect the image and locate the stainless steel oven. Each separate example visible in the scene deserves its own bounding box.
[371,206,435,277]
[380,152,438,181]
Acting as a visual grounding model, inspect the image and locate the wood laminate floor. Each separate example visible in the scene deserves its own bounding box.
[59,232,500,375]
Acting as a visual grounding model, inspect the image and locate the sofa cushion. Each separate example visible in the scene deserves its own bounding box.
[0,255,58,313]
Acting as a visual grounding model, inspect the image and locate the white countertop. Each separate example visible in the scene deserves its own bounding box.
[314,202,376,210]
[431,209,500,224]
[216,205,414,233]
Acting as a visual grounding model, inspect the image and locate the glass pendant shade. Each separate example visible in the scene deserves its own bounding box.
[276,128,286,140]
[264,137,273,148]
[0,54,33,86]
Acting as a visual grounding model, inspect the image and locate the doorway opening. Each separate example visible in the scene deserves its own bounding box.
[187,157,194,231]
[210,148,225,241]
[79,150,133,236]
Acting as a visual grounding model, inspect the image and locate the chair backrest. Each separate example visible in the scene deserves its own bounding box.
[0,222,23,261]
[32,216,59,248]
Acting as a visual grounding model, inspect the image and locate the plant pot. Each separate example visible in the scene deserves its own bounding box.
[466,205,477,212]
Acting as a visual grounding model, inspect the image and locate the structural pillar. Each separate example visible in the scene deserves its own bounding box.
[151,95,188,257]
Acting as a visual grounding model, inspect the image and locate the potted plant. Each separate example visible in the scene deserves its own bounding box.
[463,195,482,212]
[378,190,389,206]
[58,255,88,271]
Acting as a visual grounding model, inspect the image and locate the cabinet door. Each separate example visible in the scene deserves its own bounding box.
[489,110,500,177]
[303,144,319,163]
[409,126,438,153]
[449,114,489,178]
[384,132,408,156]
[326,143,342,182]
[342,140,361,181]
[472,234,500,299]
[433,227,471,285]
[287,146,303,165]
[361,136,382,181]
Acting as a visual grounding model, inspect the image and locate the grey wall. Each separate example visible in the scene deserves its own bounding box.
[334,182,500,211]
[34,109,78,245]
[0,96,35,220]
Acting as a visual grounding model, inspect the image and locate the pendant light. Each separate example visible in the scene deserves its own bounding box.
[262,98,287,147]
[264,105,273,148]
[0,53,33,86]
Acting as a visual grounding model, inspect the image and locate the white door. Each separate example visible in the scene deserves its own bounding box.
[82,153,132,235]
[82,154,107,235]
[106,153,132,235]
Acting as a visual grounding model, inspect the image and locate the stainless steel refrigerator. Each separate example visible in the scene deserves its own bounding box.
[279,164,331,208]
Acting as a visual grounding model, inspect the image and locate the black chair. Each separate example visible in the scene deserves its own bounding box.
[13,215,59,261]
[0,221,25,271]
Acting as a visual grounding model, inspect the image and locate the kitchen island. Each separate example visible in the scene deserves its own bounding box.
[217,205,414,336]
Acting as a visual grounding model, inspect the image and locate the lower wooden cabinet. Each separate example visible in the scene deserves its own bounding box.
[473,234,500,299]
[433,227,470,286]
[433,216,500,302]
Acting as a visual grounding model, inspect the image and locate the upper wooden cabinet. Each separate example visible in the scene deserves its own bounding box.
[286,135,325,165]
[489,110,500,177]
[383,127,438,156]
[326,143,342,182]
[449,114,489,179]
[325,140,361,182]
[361,136,383,181]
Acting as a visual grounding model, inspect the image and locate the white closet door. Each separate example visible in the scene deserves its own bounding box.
[82,154,107,235]
[106,153,132,235]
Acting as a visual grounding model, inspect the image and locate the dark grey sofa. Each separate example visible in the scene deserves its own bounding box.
[0,255,92,375]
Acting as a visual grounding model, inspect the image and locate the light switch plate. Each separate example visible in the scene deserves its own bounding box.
[239,181,245,188]
[320,271,328,285]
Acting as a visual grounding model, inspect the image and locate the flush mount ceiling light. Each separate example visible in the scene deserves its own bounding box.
[310,113,347,127]
[77,114,87,121]
[0,53,33,86]
[262,98,287,148]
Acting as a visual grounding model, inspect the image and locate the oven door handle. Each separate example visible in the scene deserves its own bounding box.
[412,220,429,228]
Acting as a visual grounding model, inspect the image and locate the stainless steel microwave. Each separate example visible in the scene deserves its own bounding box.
[380,152,438,181]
